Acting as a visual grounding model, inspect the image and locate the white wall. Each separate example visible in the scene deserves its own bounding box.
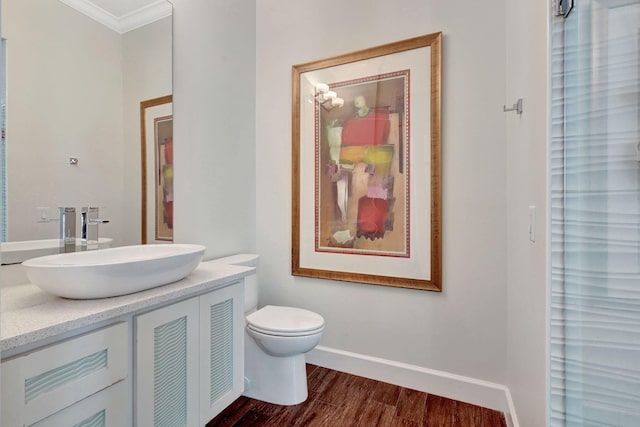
[170,0,550,422]
[0,0,548,420]
[172,0,256,258]
[505,0,548,426]
[255,0,508,383]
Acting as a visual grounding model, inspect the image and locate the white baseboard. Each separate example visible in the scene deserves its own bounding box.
[306,346,519,427]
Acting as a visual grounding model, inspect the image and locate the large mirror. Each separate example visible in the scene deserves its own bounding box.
[0,0,173,261]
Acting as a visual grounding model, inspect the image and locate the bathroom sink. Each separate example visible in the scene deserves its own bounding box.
[22,244,205,299]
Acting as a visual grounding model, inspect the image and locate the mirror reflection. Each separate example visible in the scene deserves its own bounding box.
[0,0,173,262]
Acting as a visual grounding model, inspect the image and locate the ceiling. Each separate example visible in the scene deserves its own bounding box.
[59,0,172,34]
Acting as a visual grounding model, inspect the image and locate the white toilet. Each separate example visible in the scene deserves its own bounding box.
[212,254,325,406]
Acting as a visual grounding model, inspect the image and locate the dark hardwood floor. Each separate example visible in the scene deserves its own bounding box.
[207,364,507,427]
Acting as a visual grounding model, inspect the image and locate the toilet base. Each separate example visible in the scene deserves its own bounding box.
[243,330,309,405]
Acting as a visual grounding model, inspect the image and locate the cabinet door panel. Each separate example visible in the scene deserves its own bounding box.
[135,298,199,427]
[199,283,244,424]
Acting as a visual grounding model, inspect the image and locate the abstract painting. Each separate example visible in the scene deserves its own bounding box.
[292,34,442,291]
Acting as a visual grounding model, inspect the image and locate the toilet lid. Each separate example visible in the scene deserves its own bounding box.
[246,305,325,335]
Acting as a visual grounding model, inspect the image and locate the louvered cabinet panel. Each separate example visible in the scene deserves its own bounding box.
[135,282,244,427]
[135,297,199,427]
[1,323,129,427]
[199,283,244,425]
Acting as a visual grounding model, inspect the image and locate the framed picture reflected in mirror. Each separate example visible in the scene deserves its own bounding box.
[140,95,173,244]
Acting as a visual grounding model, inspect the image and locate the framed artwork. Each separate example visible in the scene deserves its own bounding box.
[140,95,173,243]
[291,33,442,291]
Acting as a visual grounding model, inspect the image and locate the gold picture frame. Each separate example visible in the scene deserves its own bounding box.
[140,95,173,244]
[291,33,442,291]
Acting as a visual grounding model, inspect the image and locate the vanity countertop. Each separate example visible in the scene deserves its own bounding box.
[1,261,253,354]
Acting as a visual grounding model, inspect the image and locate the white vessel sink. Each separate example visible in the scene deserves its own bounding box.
[1,238,113,265]
[22,244,205,299]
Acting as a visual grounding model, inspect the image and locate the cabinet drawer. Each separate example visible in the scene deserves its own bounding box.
[30,379,129,427]
[2,322,129,426]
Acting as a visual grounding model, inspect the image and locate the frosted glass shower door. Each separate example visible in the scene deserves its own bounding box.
[549,1,640,426]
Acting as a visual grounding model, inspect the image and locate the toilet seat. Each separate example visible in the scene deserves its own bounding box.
[246,305,325,337]
[247,323,324,337]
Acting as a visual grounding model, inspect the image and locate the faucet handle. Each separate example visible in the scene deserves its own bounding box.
[81,206,110,246]
[81,206,99,214]
[81,206,109,224]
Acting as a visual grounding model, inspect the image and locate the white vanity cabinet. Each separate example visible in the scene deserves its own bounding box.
[1,322,129,427]
[135,281,244,426]
[1,263,252,427]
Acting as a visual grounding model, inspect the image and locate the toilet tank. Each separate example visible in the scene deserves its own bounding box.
[208,254,259,313]
[243,274,258,313]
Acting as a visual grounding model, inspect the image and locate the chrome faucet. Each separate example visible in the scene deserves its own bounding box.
[81,206,109,248]
[59,207,76,252]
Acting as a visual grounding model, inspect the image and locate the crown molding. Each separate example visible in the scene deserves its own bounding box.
[58,0,172,34]
[119,1,173,33]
